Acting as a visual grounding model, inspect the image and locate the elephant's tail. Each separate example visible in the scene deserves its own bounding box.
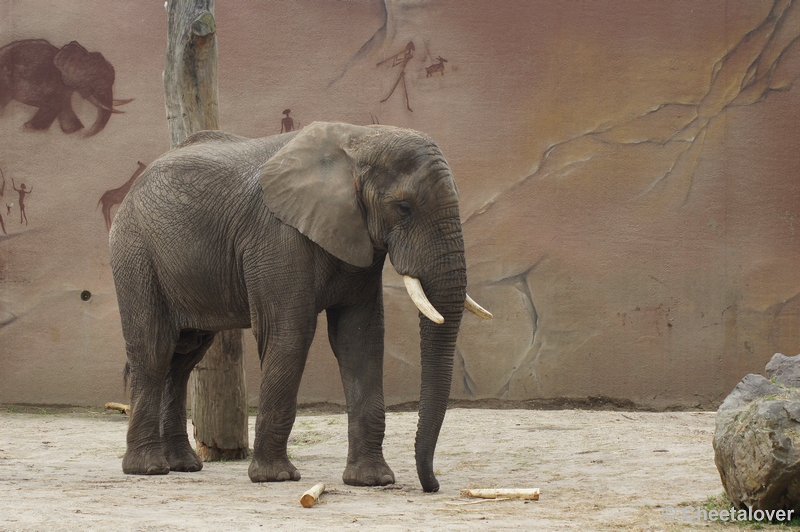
[123,361,131,392]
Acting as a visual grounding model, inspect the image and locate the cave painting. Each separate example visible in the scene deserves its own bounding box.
[377,41,415,111]
[0,39,133,136]
[11,178,31,226]
[425,56,447,77]
[98,161,145,231]
[280,109,294,133]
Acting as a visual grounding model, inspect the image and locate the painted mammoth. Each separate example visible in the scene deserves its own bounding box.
[109,122,491,492]
[0,39,132,136]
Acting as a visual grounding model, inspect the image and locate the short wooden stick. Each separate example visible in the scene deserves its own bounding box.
[104,402,131,415]
[461,488,540,500]
[300,483,326,508]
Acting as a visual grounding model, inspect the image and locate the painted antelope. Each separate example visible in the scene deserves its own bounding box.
[98,161,146,231]
[425,56,448,77]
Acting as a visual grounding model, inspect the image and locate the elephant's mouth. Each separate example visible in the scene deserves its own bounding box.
[402,275,492,323]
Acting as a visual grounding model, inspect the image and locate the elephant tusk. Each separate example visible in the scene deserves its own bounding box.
[465,294,493,320]
[403,276,445,324]
[113,98,135,107]
[88,94,125,114]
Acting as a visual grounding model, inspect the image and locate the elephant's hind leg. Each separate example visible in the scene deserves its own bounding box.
[123,350,175,475]
[160,330,216,472]
[115,257,178,475]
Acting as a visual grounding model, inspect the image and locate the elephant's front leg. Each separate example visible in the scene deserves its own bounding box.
[327,296,395,487]
[56,104,84,134]
[248,313,316,483]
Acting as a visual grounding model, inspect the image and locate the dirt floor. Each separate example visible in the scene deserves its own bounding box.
[0,404,790,531]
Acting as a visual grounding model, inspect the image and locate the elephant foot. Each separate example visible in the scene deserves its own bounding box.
[23,120,49,131]
[122,445,170,475]
[248,457,301,482]
[58,119,83,134]
[57,109,84,134]
[23,113,59,132]
[343,459,395,487]
[163,441,203,472]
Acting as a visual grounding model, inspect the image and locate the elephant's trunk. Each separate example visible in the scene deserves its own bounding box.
[413,219,467,492]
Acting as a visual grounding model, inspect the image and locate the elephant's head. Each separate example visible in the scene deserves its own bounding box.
[259,122,491,491]
[53,41,132,137]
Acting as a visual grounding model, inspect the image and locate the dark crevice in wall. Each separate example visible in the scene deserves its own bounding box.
[490,265,542,397]
[455,347,476,398]
[763,291,800,350]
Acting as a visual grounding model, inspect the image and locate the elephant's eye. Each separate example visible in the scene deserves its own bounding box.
[396,201,412,217]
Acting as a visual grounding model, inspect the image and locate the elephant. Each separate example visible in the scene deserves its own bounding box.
[0,39,132,136]
[109,122,491,492]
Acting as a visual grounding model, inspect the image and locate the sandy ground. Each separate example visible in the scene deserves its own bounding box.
[0,406,777,531]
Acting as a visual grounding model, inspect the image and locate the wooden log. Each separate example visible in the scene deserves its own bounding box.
[104,402,130,415]
[164,0,249,462]
[460,488,540,500]
[300,483,326,508]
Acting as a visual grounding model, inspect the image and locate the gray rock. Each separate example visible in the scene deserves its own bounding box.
[713,373,800,512]
[766,353,800,388]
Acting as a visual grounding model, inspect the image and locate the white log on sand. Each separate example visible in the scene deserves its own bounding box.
[460,488,540,500]
[300,483,326,508]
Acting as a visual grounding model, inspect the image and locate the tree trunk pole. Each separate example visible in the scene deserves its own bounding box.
[164,0,249,461]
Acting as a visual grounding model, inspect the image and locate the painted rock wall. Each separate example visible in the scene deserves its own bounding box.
[1,0,799,409]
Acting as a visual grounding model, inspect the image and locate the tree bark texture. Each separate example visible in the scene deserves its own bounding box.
[189,329,249,460]
[164,0,219,146]
[164,0,248,461]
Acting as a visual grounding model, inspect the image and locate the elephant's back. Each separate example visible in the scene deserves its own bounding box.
[130,131,296,201]
[115,131,298,245]
[0,39,56,57]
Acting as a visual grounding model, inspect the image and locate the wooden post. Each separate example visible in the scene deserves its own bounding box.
[164,0,219,144]
[190,329,249,460]
[164,0,249,461]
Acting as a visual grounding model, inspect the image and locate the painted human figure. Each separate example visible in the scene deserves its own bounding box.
[280,109,294,133]
[0,169,7,233]
[377,41,416,112]
[12,178,31,225]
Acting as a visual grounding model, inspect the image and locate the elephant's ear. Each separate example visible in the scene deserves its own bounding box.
[259,122,375,268]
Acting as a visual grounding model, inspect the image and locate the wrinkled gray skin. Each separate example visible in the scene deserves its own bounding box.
[109,122,467,492]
